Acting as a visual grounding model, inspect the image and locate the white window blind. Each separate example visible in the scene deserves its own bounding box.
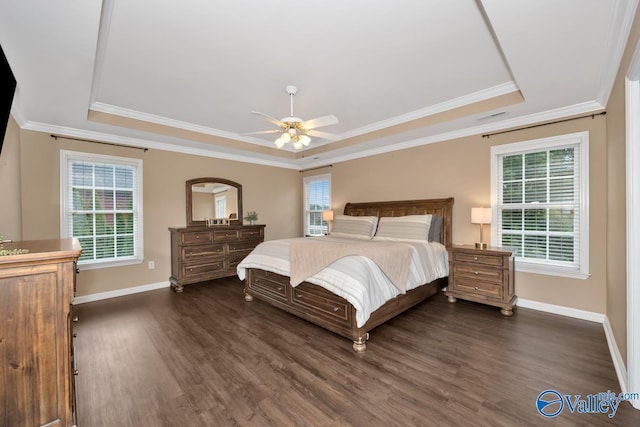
[491,132,589,279]
[303,174,331,236]
[60,150,143,269]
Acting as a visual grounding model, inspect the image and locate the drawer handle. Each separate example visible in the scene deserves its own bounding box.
[474,271,479,275]
[474,256,478,261]
[474,286,479,290]
[189,251,193,255]
[277,287,283,291]
[72,316,79,323]
[73,369,79,376]
[189,268,193,272]
[296,294,302,298]
[73,333,77,338]
[333,307,339,312]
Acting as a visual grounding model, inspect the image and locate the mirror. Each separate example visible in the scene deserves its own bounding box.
[186,177,243,227]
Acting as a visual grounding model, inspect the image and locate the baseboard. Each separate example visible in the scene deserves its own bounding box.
[517,298,606,323]
[73,281,170,305]
[518,298,630,395]
[603,316,629,394]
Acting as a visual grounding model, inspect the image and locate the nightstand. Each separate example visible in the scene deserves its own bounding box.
[447,245,517,316]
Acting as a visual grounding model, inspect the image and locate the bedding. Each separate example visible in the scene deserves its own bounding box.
[372,214,432,243]
[237,236,449,327]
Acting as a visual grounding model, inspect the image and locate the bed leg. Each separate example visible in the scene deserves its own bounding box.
[352,333,369,353]
[244,292,254,302]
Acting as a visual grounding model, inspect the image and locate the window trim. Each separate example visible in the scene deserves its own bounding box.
[303,173,331,236]
[60,150,144,270]
[490,131,590,279]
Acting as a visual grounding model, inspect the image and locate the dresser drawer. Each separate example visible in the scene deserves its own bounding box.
[453,264,503,284]
[240,228,263,239]
[182,244,225,260]
[452,278,503,300]
[228,240,259,253]
[453,252,504,267]
[249,271,288,302]
[182,260,225,278]
[213,229,240,241]
[291,286,349,322]
[182,230,213,244]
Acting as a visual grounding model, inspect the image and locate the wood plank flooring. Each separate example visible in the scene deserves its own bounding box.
[73,278,640,426]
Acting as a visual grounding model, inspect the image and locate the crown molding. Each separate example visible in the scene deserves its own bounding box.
[20,121,300,169]
[297,100,605,170]
[596,0,639,106]
[89,102,267,146]
[339,81,520,139]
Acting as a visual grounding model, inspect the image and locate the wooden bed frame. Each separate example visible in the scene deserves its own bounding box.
[243,198,454,352]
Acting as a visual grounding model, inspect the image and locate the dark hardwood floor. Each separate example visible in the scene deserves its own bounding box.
[73,278,640,426]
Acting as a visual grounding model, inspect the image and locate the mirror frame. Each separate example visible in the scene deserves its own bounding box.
[186,177,243,227]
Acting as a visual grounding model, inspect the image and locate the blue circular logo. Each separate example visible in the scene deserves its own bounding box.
[536,389,564,417]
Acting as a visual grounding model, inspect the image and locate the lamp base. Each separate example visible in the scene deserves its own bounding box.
[475,242,488,249]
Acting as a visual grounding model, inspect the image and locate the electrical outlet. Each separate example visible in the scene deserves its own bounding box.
[148,261,155,269]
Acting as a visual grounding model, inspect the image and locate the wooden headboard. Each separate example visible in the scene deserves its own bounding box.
[343,198,454,248]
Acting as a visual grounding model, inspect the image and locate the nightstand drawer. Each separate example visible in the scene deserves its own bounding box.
[453,264,503,284]
[453,252,504,267]
[453,278,503,299]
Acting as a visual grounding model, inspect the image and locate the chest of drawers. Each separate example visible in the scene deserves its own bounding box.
[446,245,516,316]
[169,225,265,292]
[0,238,81,426]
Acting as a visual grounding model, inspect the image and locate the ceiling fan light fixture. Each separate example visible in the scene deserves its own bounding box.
[293,140,303,150]
[300,135,311,146]
[280,132,291,143]
[274,137,286,149]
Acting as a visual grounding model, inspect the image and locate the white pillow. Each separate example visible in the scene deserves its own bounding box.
[372,215,432,243]
[329,215,378,240]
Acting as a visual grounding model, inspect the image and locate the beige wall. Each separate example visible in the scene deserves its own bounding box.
[603,6,640,367]
[0,116,22,241]
[17,129,301,296]
[330,115,608,313]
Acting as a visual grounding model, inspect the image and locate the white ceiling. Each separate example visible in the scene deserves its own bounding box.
[0,0,637,169]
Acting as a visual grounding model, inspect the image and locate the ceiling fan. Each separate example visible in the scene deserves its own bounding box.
[246,85,339,150]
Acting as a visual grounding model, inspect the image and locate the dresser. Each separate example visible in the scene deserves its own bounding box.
[446,245,516,316]
[0,238,82,427]
[169,224,265,292]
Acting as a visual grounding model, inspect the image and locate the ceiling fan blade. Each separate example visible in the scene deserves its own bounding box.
[300,114,338,130]
[241,129,281,136]
[307,129,340,141]
[251,111,285,127]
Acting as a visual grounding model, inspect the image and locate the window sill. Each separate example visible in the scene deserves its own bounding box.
[515,260,590,280]
[78,258,143,271]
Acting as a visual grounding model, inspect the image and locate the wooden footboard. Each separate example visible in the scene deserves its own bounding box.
[244,268,447,352]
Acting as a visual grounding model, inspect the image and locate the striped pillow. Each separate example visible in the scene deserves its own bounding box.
[329,215,378,240]
[373,215,432,243]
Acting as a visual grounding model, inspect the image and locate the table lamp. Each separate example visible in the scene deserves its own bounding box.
[471,207,492,249]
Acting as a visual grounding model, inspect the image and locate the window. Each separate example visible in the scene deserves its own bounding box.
[215,195,227,218]
[60,150,143,269]
[490,132,589,279]
[303,174,331,236]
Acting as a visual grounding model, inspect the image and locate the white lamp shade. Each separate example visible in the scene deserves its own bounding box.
[300,135,311,146]
[322,210,334,221]
[274,138,285,148]
[293,141,303,150]
[280,132,291,143]
[471,207,492,224]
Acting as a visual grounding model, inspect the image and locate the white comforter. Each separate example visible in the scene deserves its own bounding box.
[237,236,449,327]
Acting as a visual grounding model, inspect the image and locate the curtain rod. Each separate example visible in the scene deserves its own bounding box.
[50,134,148,152]
[299,164,333,173]
[481,111,606,139]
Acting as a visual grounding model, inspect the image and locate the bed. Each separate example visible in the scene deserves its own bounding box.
[237,198,454,352]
